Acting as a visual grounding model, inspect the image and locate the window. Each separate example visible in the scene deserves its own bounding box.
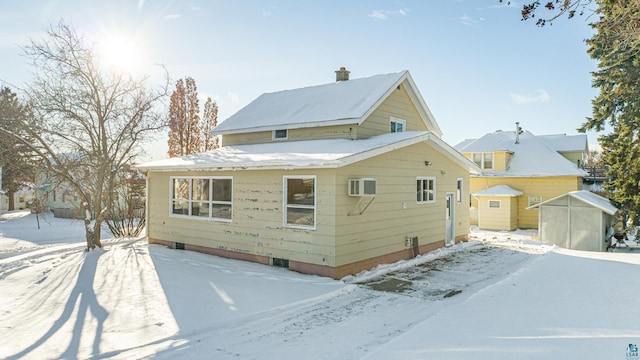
[489,200,501,208]
[284,176,316,229]
[390,117,406,133]
[528,195,542,208]
[170,176,232,221]
[273,129,288,140]
[456,178,463,203]
[416,177,436,203]
[471,152,494,170]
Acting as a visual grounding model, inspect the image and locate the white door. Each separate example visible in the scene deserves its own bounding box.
[445,193,455,247]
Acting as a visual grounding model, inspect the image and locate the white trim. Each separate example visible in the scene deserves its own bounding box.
[472,152,494,170]
[283,175,316,230]
[136,132,481,174]
[169,176,233,222]
[416,176,436,204]
[488,199,501,209]
[390,117,406,133]
[445,192,455,247]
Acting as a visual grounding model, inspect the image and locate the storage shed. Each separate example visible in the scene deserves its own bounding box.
[472,185,523,231]
[527,190,618,252]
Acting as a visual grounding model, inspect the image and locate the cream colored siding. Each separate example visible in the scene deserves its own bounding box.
[477,196,518,230]
[470,176,582,229]
[558,151,584,166]
[333,142,469,266]
[221,125,355,146]
[147,169,338,267]
[356,84,429,138]
[492,151,511,171]
[147,141,470,269]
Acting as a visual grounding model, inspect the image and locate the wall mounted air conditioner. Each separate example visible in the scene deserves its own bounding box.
[348,178,376,196]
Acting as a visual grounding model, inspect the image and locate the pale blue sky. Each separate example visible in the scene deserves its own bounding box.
[0,1,599,159]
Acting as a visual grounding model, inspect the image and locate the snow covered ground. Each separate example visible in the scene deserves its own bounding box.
[1,210,640,359]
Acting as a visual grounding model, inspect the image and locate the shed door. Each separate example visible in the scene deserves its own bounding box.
[445,193,455,247]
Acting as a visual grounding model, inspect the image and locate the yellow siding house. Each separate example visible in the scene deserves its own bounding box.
[136,69,480,279]
[455,129,588,230]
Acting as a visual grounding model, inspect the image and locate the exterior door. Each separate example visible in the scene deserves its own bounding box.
[445,193,455,247]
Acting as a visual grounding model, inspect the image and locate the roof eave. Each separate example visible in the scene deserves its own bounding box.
[213,118,360,136]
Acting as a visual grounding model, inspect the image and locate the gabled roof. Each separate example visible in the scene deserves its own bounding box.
[213,70,442,137]
[472,185,523,197]
[527,190,618,215]
[454,130,588,178]
[135,131,479,173]
[539,134,589,153]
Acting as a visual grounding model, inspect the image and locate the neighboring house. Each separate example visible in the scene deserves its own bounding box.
[1,186,34,212]
[34,169,82,218]
[455,128,588,230]
[527,190,618,252]
[136,69,480,279]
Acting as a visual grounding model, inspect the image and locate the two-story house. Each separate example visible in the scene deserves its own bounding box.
[136,69,479,279]
[455,127,588,231]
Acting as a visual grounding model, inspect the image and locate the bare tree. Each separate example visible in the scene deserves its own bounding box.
[0,21,169,250]
[202,96,220,151]
[167,77,201,157]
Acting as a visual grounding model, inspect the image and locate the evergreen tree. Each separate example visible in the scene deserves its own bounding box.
[167,77,201,157]
[202,96,220,151]
[578,0,640,228]
[0,87,35,211]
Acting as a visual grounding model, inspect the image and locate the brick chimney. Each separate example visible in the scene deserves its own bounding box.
[335,67,350,82]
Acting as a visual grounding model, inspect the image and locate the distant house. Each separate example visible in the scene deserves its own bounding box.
[1,186,34,212]
[34,168,82,218]
[528,190,618,252]
[136,69,479,279]
[455,128,588,230]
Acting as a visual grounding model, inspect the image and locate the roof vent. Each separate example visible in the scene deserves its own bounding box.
[515,122,523,144]
[335,67,350,82]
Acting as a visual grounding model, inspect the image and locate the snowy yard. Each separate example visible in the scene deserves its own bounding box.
[1,210,640,359]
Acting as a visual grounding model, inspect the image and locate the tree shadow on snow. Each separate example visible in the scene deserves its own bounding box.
[7,250,108,360]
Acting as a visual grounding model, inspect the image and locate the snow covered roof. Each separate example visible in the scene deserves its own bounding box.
[213,70,442,137]
[454,130,588,178]
[472,185,524,197]
[539,134,588,153]
[135,131,479,173]
[527,190,618,215]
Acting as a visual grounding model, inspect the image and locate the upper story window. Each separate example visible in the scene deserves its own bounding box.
[273,129,288,140]
[456,178,463,203]
[284,176,316,230]
[390,117,406,133]
[489,200,501,208]
[472,152,494,170]
[171,176,233,221]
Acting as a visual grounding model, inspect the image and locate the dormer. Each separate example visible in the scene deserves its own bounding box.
[464,151,512,171]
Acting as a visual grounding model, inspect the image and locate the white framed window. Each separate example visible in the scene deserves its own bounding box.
[273,129,288,140]
[456,178,463,203]
[528,195,542,208]
[416,176,436,203]
[471,152,494,170]
[488,200,501,209]
[170,176,233,221]
[284,175,316,230]
[390,117,406,133]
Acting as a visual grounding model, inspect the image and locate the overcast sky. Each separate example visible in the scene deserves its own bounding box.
[0,1,600,159]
